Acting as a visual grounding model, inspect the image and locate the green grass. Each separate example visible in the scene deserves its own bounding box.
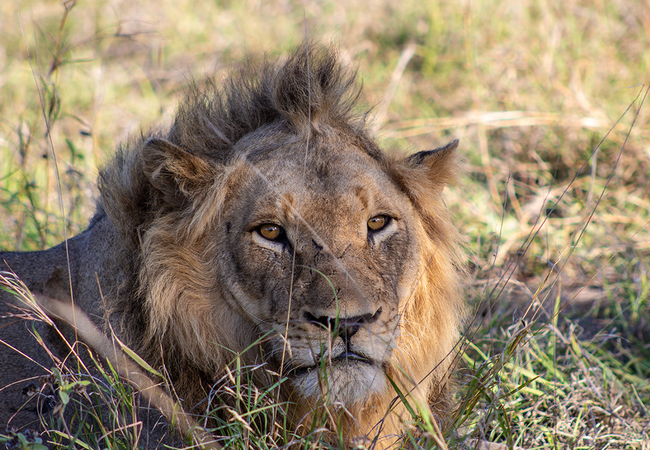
[1,0,649,448]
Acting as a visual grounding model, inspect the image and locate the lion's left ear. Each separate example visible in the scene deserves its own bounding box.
[388,139,461,199]
[406,139,459,185]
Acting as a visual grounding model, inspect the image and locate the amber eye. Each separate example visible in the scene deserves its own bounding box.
[258,224,284,241]
[367,215,389,231]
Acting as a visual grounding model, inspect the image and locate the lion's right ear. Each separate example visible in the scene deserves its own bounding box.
[142,137,216,205]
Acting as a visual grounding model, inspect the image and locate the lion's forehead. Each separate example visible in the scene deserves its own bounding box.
[243,139,390,190]
[237,151,407,226]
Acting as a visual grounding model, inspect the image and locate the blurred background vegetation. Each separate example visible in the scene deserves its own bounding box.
[1,0,649,448]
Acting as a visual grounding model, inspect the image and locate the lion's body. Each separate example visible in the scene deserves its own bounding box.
[1,44,466,447]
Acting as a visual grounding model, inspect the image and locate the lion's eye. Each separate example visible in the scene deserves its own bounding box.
[367,215,389,231]
[258,224,284,241]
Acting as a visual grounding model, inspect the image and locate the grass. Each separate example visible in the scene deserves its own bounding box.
[1,0,649,448]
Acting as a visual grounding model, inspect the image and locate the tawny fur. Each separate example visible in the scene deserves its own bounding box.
[0,43,466,448]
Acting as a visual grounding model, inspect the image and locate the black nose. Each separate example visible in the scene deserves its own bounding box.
[304,308,382,342]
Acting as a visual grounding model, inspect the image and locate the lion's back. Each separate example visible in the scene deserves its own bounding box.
[0,212,181,447]
[0,213,125,432]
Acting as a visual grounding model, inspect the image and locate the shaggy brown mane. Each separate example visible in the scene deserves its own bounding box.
[170,44,369,156]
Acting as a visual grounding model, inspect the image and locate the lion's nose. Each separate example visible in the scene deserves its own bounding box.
[304,307,382,341]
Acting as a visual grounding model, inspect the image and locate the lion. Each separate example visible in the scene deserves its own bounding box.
[0,43,466,448]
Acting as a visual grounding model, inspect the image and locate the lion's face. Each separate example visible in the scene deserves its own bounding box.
[214,133,423,405]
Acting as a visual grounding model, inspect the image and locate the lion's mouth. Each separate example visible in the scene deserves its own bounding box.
[332,351,374,364]
[287,351,375,377]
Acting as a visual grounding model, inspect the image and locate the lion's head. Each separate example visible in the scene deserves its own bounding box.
[98,44,466,445]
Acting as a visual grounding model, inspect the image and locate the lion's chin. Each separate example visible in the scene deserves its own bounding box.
[293,361,386,406]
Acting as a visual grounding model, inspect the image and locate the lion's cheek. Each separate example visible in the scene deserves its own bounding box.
[222,246,296,315]
[216,253,289,321]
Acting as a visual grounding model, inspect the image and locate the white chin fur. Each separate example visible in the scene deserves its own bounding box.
[295,362,386,406]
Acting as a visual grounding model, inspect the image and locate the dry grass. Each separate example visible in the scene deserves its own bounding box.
[1,0,649,448]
